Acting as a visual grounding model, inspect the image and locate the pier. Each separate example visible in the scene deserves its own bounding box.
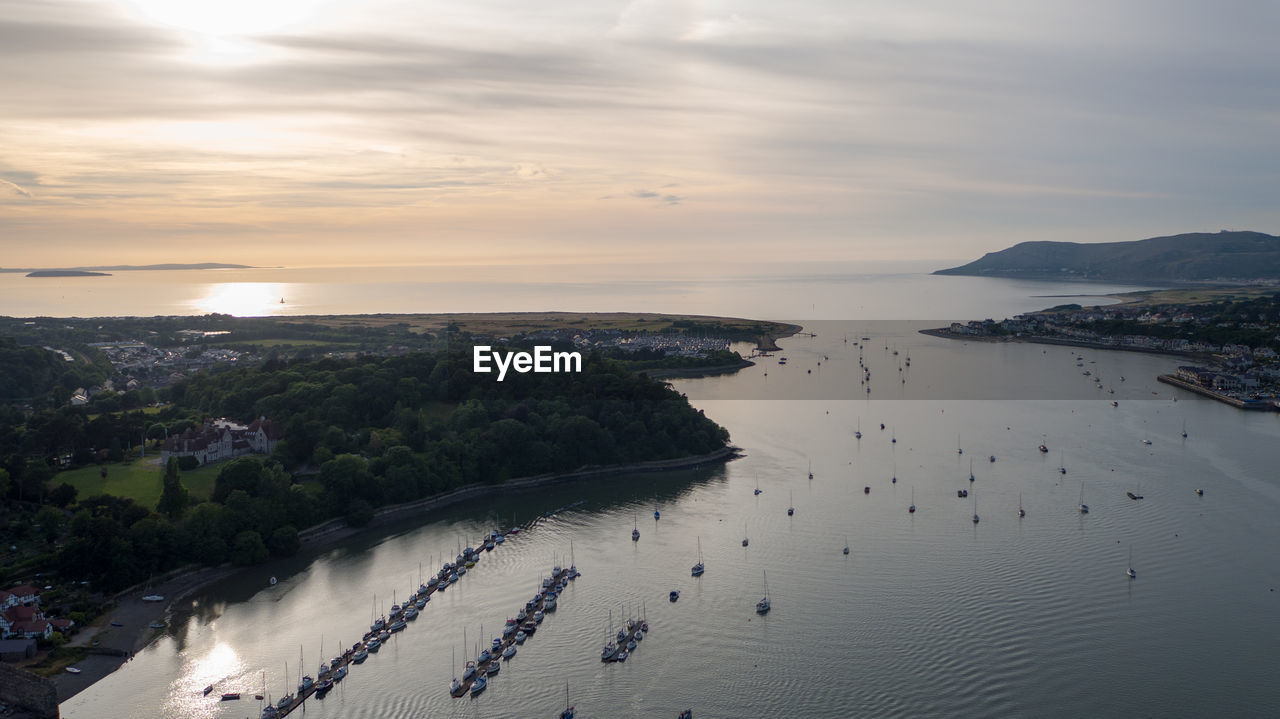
[452,564,575,697]
[259,528,522,717]
[600,613,648,663]
[1157,374,1278,411]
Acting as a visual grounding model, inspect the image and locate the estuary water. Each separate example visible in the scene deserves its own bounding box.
[48,268,1280,718]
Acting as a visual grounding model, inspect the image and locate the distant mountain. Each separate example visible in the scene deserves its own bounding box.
[934,231,1280,283]
[26,270,110,277]
[1,263,253,273]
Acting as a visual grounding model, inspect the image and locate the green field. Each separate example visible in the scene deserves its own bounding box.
[52,459,220,508]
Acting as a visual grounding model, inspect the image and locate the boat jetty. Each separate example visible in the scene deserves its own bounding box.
[451,563,576,697]
[599,609,649,664]
[260,527,526,717]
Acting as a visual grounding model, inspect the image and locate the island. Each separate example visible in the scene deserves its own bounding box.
[934,230,1280,283]
[25,270,110,277]
[2,263,254,274]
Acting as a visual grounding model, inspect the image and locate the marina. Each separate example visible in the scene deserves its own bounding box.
[59,317,1280,719]
[257,528,536,717]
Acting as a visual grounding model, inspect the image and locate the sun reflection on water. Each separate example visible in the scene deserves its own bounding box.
[167,640,248,718]
[191,283,290,316]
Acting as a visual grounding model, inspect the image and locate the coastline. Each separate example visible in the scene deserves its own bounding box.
[917,327,1216,362]
[53,444,741,704]
[643,358,755,379]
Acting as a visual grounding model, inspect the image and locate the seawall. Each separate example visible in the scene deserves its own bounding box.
[1,663,60,718]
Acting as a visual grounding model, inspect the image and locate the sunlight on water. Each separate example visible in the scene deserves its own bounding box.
[165,641,246,718]
[191,283,289,316]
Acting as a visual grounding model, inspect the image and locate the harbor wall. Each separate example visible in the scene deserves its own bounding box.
[0,664,60,718]
[1156,374,1277,411]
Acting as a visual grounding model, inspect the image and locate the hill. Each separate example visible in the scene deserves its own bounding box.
[934,231,1280,282]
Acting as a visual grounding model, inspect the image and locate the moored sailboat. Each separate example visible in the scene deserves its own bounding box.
[755,570,771,614]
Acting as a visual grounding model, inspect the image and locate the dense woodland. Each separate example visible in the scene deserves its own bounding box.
[0,348,728,594]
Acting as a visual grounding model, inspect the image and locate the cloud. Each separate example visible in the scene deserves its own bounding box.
[1,0,1279,265]
[0,178,32,197]
[631,189,681,205]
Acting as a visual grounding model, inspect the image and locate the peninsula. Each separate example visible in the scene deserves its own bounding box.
[2,263,254,274]
[934,230,1280,283]
[924,289,1280,410]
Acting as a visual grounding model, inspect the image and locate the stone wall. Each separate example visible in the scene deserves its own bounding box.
[0,663,59,718]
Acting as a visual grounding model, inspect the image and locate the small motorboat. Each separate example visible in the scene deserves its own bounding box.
[202,685,213,695]
[66,667,82,674]
[669,590,680,602]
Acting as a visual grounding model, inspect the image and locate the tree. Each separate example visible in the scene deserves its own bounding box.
[48,482,78,508]
[157,457,190,519]
[0,467,9,500]
[36,506,64,544]
[19,460,52,503]
[345,499,374,527]
[108,437,123,463]
[268,525,300,557]
[231,530,268,565]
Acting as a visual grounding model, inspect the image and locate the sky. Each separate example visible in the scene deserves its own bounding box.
[1,0,1278,268]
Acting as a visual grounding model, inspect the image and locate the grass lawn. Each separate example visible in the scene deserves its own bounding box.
[52,458,221,509]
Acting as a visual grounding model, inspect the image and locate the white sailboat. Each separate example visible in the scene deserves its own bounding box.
[1058,450,1067,475]
[1018,492,1025,518]
[1126,545,1136,579]
[1078,483,1089,514]
[843,535,849,555]
[808,459,813,480]
[787,490,794,516]
[972,488,979,524]
[969,458,975,482]
[908,486,915,514]
[631,513,639,541]
[855,419,862,440]
[957,433,963,455]
[691,537,704,576]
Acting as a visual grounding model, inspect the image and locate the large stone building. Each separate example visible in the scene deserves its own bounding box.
[161,417,284,466]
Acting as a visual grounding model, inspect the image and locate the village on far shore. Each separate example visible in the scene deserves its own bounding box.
[927,289,1280,410]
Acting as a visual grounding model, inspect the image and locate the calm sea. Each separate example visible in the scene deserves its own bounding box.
[47,268,1280,718]
[0,261,1143,321]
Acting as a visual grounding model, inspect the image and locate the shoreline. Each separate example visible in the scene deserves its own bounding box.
[917,327,1216,362]
[52,444,740,704]
[643,358,755,379]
